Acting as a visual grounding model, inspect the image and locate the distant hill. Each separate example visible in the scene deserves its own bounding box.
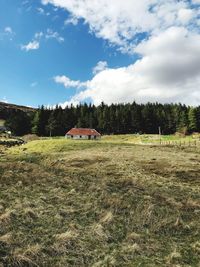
[0,102,37,135]
[0,102,37,113]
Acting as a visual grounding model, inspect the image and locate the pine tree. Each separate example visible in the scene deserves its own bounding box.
[188,107,197,133]
[46,112,58,137]
[24,102,200,137]
[5,110,31,136]
[32,106,50,136]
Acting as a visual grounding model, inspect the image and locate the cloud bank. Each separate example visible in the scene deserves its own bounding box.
[42,0,200,106]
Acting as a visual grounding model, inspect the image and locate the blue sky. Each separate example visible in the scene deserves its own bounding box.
[0,0,133,107]
[0,0,200,107]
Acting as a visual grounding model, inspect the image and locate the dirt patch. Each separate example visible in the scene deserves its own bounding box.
[137,159,173,178]
[68,157,107,168]
[174,170,200,183]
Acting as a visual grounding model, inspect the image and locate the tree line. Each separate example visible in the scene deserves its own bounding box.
[1,102,200,136]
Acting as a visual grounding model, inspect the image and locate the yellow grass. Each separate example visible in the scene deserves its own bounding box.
[0,136,199,266]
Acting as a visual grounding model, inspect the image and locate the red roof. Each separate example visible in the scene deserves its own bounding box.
[66,128,101,136]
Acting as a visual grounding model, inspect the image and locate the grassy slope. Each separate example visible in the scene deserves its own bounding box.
[0,138,200,266]
[102,134,200,144]
[0,120,5,127]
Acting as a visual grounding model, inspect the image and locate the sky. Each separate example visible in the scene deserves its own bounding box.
[0,0,200,107]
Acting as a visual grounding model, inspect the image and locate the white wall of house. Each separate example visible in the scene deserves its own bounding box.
[65,134,101,140]
[73,135,89,140]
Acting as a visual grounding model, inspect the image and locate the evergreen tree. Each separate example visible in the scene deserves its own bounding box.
[32,106,50,136]
[188,107,198,133]
[5,111,31,136]
[4,102,199,137]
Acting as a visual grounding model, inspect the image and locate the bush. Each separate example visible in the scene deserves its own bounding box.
[22,134,40,142]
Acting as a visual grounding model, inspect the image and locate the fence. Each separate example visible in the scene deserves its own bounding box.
[159,140,199,147]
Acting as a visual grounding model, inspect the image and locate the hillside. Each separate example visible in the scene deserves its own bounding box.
[0,102,37,136]
[0,102,36,113]
[0,137,199,266]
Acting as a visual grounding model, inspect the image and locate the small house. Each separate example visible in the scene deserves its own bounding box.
[65,128,101,140]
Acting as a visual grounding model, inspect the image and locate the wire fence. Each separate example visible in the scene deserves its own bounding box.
[159,140,200,147]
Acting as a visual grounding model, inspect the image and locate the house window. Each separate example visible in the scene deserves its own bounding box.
[80,135,82,138]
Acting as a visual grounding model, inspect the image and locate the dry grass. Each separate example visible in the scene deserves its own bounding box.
[23,207,38,219]
[121,243,141,254]
[166,248,182,265]
[126,232,141,242]
[0,137,199,266]
[192,242,200,254]
[0,233,12,245]
[55,230,79,243]
[9,245,41,267]
[99,211,113,225]
[0,210,16,225]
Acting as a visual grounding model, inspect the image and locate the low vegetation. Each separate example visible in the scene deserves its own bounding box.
[0,120,5,127]
[0,136,199,266]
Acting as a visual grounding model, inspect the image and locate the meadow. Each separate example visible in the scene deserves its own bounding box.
[0,136,200,266]
[0,120,5,127]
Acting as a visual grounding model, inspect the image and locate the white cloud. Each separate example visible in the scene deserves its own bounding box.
[4,27,13,34]
[43,0,200,105]
[93,61,108,75]
[177,8,194,24]
[55,27,200,106]
[41,0,198,51]
[192,0,200,4]
[21,29,64,52]
[37,7,45,14]
[21,40,40,51]
[0,97,8,103]
[57,99,80,108]
[45,29,64,43]
[1,26,15,41]
[34,31,43,39]
[37,7,51,15]
[42,0,155,48]
[21,31,42,51]
[54,75,87,88]
[64,16,79,26]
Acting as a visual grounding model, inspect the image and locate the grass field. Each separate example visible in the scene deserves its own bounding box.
[102,134,200,145]
[0,120,5,127]
[0,137,200,266]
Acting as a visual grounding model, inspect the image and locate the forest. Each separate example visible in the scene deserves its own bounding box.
[1,102,200,136]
